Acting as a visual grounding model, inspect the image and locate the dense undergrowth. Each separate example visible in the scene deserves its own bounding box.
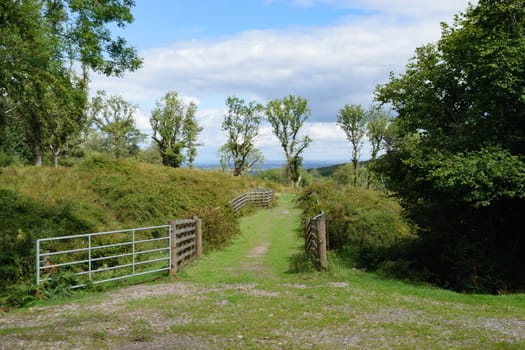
[297,182,419,281]
[0,156,273,307]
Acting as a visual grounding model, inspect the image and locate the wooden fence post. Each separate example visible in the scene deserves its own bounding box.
[305,218,311,254]
[316,216,328,271]
[169,220,178,275]
[194,216,203,258]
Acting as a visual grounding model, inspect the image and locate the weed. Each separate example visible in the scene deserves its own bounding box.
[129,319,154,342]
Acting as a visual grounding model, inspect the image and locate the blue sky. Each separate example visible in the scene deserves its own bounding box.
[124,1,360,45]
[92,0,476,163]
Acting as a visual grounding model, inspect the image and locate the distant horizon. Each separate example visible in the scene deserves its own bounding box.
[90,1,474,164]
[192,158,349,170]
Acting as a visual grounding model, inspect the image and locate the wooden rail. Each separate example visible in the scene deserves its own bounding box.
[229,189,274,213]
[37,190,274,288]
[169,217,202,274]
[305,212,328,271]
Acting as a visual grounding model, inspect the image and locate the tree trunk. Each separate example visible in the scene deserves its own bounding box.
[352,159,358,187]
[50,145,60,168]
[33,144,42,166]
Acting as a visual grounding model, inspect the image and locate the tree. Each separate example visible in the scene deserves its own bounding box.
[89,91,145,159]
[182,105,203,168]
[220,96,264,176]
[375,0,525,292]
[150,91,201,168]
[0,0,142,166]
[337,104,367,187]
[265,95,312,186]
[44,0,143,84]
[366,106,390,188]
[0,0,60,165]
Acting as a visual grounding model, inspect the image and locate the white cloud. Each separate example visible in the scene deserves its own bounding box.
[90,1,474,162]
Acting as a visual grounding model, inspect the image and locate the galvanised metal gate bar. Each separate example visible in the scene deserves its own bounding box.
[36,225,172,289]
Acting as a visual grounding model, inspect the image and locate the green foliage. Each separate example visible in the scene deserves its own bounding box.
[129,319,154,342]
[189,207,240,251]
[297,182,413,270]
[332,163,359,186]
[255,167,289,185]
[2,283,38,308]
[0,189,94,288]
[88,91,145,159]
[220,96,264,176]
[150,91,202,168]
[337,104,367,186]
[0,0,142,166]
[336,104,391,188]
[306,163,345,178]
[424,147,525,206]
[265,95,312,186]
[38,272,80,300]
[136,143,162,165]
[375,0,525,292]
[0,157,269,307]
[0,189,95,307]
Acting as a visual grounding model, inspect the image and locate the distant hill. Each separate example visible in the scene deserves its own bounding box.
[306,160,373,178]
[307,163,347,177]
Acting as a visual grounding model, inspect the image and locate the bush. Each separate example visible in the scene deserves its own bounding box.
[189,207,240,252]
[297,182,414,272]
[0,157,270,307]
[0,190,94,289]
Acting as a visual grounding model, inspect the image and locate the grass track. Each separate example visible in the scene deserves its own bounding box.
[1,193,525,349]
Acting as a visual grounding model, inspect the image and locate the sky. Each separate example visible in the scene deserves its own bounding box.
[90,0,476,164]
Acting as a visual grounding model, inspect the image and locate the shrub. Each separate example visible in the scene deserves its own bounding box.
[0,190,94,289]
[189,207,240,252]
[297,182,414,272]
[0,157,270,307]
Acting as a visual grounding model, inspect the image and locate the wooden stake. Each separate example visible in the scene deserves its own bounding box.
[317,216,328,271]
[169,220,178,275]
[194,216,203,258]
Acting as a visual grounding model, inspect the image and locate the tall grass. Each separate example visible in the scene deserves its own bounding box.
[0,156,271,307]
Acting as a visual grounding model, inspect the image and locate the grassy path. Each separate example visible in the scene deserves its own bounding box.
[1,194,525,349]
[179,193,303,284]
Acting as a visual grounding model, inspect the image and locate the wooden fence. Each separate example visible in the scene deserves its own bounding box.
[169,216,202,274]
[305,212,328,271]
[229,189,274,213]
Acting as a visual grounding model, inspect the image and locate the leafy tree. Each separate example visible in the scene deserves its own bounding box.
[182,105,203,168]
[220,96,264,176]
[366,106,390,188]
[375,0,525,292]
[336,104,367,187]
[0,0,58,165]
[265,95,312,186]
[89,91,145,159]
[43,0,143,84]
[42,71,87,168]
[0,0,142,166]
[150,91,201,168]
[136,143,162,165]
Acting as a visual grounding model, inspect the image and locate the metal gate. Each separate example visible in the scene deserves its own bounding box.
[36,225,171,289]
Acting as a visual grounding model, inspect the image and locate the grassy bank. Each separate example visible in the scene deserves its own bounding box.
[0,156,273,306]
[1,194,524,349]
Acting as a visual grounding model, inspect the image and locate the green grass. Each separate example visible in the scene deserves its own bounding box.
[1,193,524,349]
[0,157,275,304]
